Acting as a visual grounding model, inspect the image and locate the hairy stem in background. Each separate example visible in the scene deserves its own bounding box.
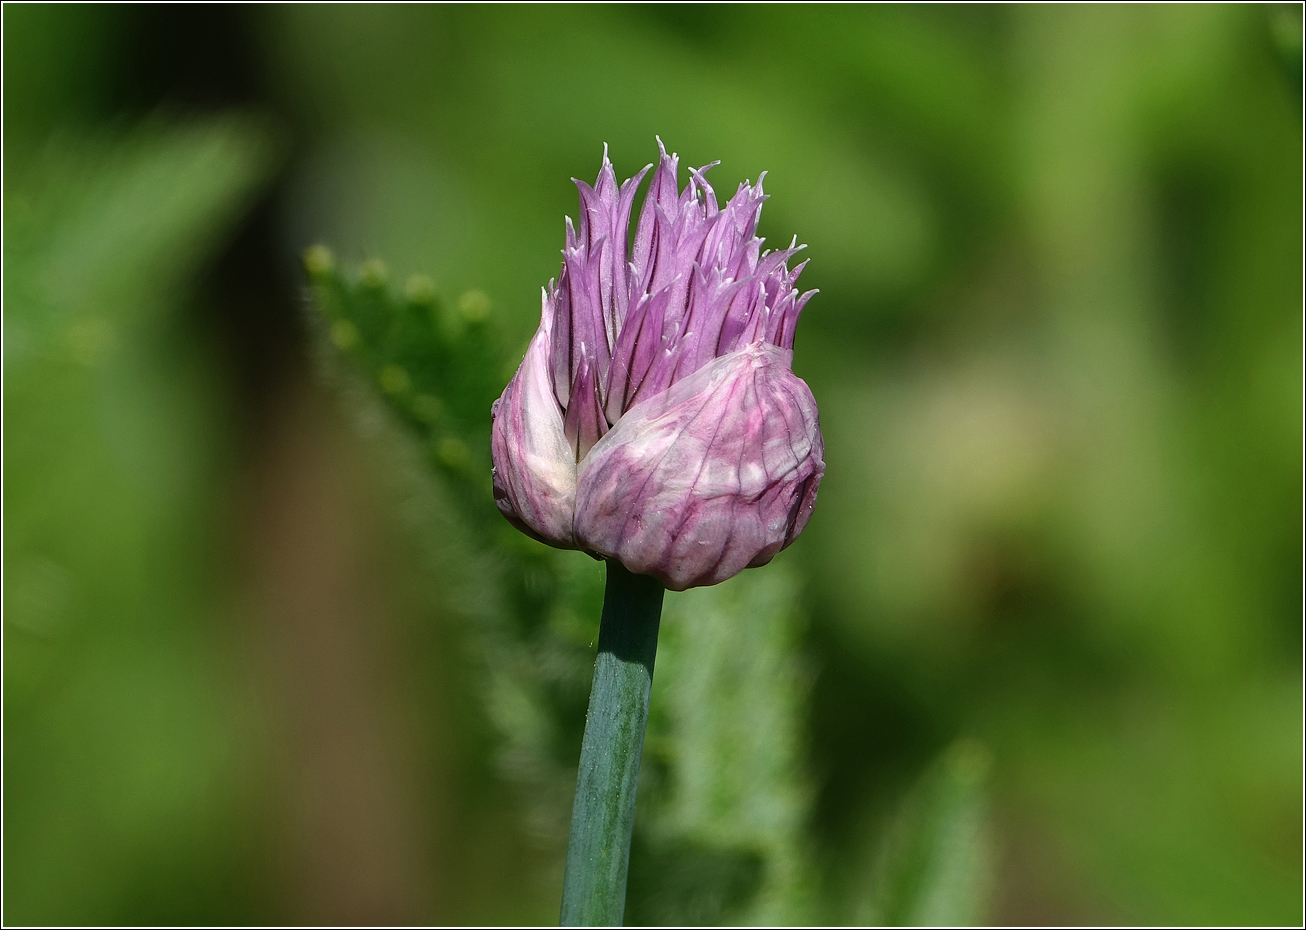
[560,560,665,926]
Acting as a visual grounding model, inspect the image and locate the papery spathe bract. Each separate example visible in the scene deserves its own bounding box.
[574,342,822,591]
[490,305,576,547]
[490,140,823,589]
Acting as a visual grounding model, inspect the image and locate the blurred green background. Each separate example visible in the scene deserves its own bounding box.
[4,4,1301,926]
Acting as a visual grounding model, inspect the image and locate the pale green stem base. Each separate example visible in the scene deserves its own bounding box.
[559,560,665,927]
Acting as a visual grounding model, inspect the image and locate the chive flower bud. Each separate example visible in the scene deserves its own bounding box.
[491,141,823,590]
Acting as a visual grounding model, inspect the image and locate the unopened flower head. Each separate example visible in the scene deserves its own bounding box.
[491,140,824,590]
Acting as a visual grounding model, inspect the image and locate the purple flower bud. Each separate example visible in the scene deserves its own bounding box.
[491,141,824,590]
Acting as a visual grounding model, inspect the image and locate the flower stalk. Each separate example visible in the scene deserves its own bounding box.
[560,560,665,927]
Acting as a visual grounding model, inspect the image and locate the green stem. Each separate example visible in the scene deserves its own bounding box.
[559,560,666,927]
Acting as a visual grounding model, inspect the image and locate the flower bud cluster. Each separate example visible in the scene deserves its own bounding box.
[492,141,823,590]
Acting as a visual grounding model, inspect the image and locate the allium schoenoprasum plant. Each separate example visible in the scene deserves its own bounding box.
[488,141,824,925]
[307,141,991,927]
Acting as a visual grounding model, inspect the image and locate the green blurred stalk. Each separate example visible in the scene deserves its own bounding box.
[560,560,665,927]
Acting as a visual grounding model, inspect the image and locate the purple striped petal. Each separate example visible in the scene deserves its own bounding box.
[563,354,608,461]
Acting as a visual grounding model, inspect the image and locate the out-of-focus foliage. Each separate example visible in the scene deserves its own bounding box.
[4,121,277,923]
[305,249,500,493]
[4,3,1301,926]
[856,740,994,927]
[633,569,815,926]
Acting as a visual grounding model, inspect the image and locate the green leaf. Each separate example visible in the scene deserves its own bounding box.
[304,248,503,493]
[630,564,817,926]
